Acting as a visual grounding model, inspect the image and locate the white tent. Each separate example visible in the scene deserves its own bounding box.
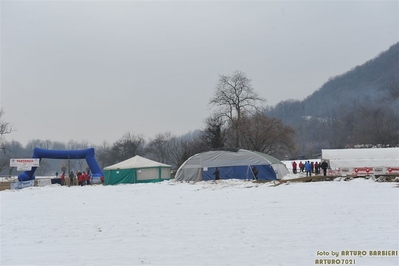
[322,148,399,175]
[175,149,289,182]
[103,155,171,185]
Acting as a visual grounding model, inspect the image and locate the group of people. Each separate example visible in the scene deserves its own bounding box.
[60,170,91,187]
[211,160,328,181]
[292,160,329,176]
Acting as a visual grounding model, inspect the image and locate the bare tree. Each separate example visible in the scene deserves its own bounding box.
[0,108,12,152]
[209,71,265,147]
[350,106,399,146]
[381,78,399,100]
[0,109,13,173]
[330,103,399,148]
[109,132,145,164]
[230,112,296,159]
[95,140,112,169]
[201,114,225,149]
[176,131,207,169]
[156,131,207,170]
[0,157,10,175]
[52,141,67,150]
[162,134,183,169]
[146,132,173,164]
[0,140,24,174]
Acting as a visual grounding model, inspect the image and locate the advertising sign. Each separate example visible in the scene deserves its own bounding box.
[10,158,40,171]
[10,180,35,190]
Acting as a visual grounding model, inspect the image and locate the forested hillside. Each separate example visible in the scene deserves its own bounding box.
[265,42,399,158]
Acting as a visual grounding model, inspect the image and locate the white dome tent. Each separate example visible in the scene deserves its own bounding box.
[175,149,289,182]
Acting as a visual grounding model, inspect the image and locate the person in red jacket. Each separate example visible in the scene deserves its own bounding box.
[77,171,84,186]
[82,171,89,185]
[315,162,320,175]
[60,172,65,186]
[292,161,297,174]
[299,161,304,173]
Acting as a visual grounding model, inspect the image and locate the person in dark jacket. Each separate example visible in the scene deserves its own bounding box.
[69,171,75,186]
[213,167,220,180]
[86,169,91,185]
[321,160,329,176]
[252,166,259,180]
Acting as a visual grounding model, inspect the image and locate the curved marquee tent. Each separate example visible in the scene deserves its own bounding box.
[103,155,171,185]
[175,149,289,182]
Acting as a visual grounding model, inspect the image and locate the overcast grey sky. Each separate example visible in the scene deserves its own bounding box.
[1,0,398,146]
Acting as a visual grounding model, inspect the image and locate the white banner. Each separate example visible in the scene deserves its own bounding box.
[17,166,33,171]
[10,158,40,168]
[336,166,399,176]
[37,179,51,187]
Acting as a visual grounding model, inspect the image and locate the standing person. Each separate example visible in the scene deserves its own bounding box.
[292,161,297,174]
[314,162,319,175]
[320,161,323,174]
[321,160,329,176]
[60,172,65,186]
[305,161,312,177]
[86,169,91,185]
[213,167,220,180]
[252,166,259,180]
[299,161,304,173]
[78,171,83,186]
[69,171,75,186]
[81,171,87,186]
[311,161,314,173]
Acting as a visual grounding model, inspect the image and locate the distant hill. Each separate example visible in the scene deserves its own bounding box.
[267,42,399,122]
[265,42,399,157]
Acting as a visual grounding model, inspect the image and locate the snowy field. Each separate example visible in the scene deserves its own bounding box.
[1,178,398,266]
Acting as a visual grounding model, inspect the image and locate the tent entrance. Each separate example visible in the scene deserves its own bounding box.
[201,165,276,181]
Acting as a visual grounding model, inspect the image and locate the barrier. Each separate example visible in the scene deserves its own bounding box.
[336,166,399,176]
[10,180,35,190]
[37,179,51,187]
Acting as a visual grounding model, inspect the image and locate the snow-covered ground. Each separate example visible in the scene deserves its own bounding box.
[1,178,398,265]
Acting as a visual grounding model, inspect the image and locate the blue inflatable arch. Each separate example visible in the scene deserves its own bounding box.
[18,148,104,181]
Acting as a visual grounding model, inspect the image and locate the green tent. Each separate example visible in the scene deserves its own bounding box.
[103,155,171,185]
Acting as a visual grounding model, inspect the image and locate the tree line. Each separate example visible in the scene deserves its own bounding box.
[0,71,295,176]
[1,48,398,176]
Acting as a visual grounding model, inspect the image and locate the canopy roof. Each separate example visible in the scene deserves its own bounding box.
[104,155,171,170]
[179,149,286,168]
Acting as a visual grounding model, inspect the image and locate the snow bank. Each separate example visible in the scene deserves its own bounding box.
[1,179,398,265]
